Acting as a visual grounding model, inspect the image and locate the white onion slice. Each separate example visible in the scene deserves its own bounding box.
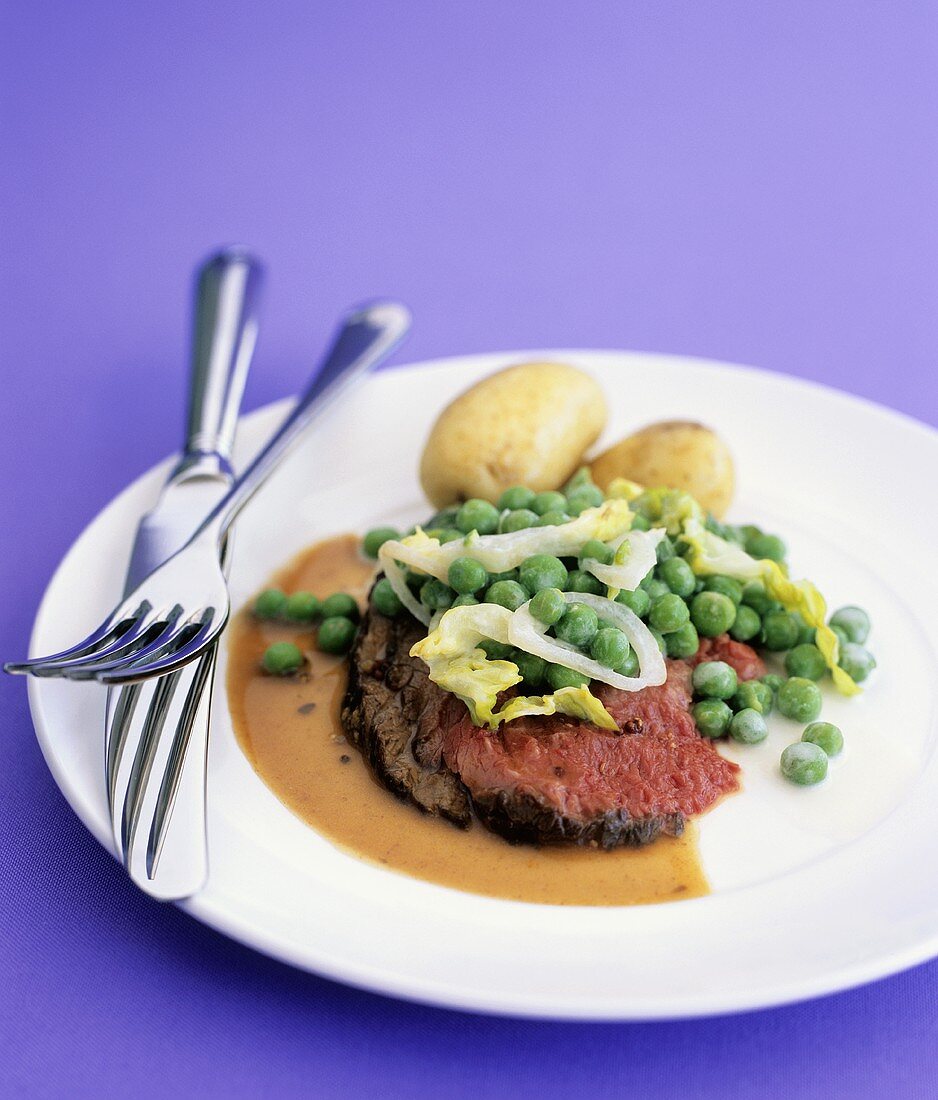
[508,591,667,691]
[377,501,633,584]
[381,557,430,625]
[581,528,666,591]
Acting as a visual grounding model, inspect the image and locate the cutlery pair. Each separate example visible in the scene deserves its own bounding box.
[7,251,411,898]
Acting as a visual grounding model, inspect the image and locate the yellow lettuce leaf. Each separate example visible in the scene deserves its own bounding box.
[409,603,618,729]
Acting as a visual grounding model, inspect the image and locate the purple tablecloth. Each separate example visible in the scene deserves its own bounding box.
[3,3,937,1096]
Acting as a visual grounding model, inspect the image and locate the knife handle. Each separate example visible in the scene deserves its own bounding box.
[176,247,264,479]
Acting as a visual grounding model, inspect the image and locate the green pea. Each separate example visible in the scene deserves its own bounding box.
[565,485,604,515]
[830,623,851,649]
[362,526,400,558]
[693,699,733,738]
[579,539,614,566]
[829,606,871,645]
[284,591,321,622]
[760,610,799,651]
[485,579,529,611]
[498,485,536,511]
[704,575,743,605]
[254,588,287,619]
[564,467,594,493]
[513,650,546,687]
[320,592,359,620]
[546,664,591,691]
[780,742,828,786]
[629,514,651,532]
[665,622,699,659]
[420,578,455,610]
[785,643,827,680]
[479,639,513,661]
[729,707,768,745]
[839,642,876,683]
[761,673,785,696]
[615,587,651,618]
[692,660,738,700]
[530,587,567,626]
[404,568,427,589]
[690,591,737,637]
[500,508,539,533]
[438,528,465,544]
[741,583,781,617]
[655,536,677,564]
[649,593,690,634]
[451,593,479,607]
[455,498,500,535]
[448,556,488,595]
[648,627,668,655]
[616,649,641,677]
[531,490,568,516]
[317,617,356,655]
[554,605,600,648]
[488,568,519,584]
[659,557,696,598]
[732,680,774,715]
[519,554,568,594]
[777,677,823,723]
[729,604,761,642]
[745,532,787,562]
[371,578,402,617]
[784,612,811,646]
[262,641,304,675]
[802,721,844,757]
[427,506,459,528]
[565,569,605,596]
[536,510,571,527]
[641,577,671,601]
[591,627,631,668]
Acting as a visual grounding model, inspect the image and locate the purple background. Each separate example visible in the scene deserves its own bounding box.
[3,2,938,1096]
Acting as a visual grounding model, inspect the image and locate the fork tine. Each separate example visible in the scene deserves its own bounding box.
[119,672,182,859]
[106,682,143,815]
[145,648,214,880]
[30,608,176,679]
[96,612,222,684]
[3,608,147,676]
[61,611,188,681]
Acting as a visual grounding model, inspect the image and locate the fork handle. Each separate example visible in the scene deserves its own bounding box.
[199,299,410,542]
[173,248,264,480]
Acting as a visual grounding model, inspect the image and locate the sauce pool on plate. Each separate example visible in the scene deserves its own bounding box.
[226,534,709,906]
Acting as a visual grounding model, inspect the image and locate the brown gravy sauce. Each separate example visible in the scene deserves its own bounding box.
[227,534,709,906]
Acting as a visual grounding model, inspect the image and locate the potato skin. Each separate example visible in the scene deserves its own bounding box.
[420,362,607,507]
[590,420,735,518]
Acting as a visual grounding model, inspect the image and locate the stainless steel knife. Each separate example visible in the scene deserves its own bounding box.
[105,248,263,900]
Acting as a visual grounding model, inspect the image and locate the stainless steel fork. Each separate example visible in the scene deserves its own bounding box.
[7,300,411,684]
[106,248,262,899]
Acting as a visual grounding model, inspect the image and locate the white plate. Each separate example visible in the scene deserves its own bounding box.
[26,350,938,1019]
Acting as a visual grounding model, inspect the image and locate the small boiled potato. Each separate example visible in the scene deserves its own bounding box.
[420,362,607,508]
[591,420,735,518]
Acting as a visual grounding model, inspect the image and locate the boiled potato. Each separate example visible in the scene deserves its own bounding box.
[420,361,607,507]
[590,420,735,518]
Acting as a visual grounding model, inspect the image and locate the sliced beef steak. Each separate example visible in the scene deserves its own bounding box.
[342,607,760,848]
[341,608,472,826]
[692,634,766,681]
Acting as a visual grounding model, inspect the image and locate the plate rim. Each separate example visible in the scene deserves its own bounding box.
[25,347,938,1020]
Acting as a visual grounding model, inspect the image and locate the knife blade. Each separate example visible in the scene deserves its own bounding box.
[123,474,234,590]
